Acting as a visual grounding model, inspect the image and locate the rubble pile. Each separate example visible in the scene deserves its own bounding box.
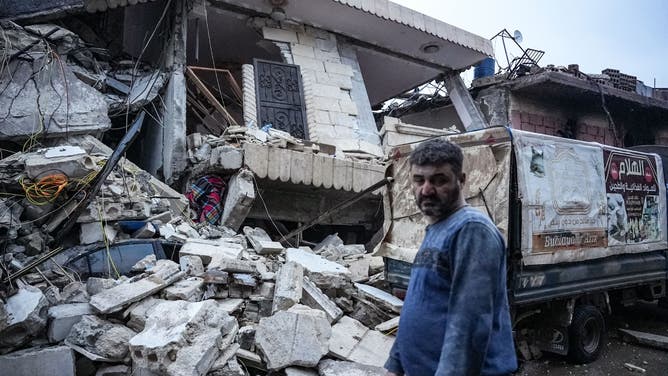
[0,14,396,376]
[0,142,397,376]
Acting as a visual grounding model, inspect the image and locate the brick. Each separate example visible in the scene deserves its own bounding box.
[262,27,298,43]
[316,37,338,52]
[331,125,357,139]
[314,83,347,99]
[314,49,342,63]
[314,110,332,124]
[314,124,337,139]
[290,44,315,58]
[313,96,341,111]
[528,113,542,126]
[328,73,354,90]
[297,32,317,46]
[292,55,325,71]
[330,112,357,128]
[510,110,521,127]
[324,62,354,76]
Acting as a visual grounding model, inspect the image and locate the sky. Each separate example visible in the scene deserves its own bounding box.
[392,0,668,88]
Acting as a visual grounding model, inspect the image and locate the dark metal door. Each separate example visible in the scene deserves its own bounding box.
[254,59,308,140]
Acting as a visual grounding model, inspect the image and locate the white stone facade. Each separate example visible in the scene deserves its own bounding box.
[258,21,382,157]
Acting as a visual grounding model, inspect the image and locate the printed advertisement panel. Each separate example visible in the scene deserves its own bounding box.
[604,149,661,245]
[516,135,608,253]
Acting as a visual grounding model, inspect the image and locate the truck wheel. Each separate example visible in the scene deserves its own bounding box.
[568,305,606,364]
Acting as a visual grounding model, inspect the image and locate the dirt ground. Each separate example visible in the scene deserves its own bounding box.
[517,302,668,376]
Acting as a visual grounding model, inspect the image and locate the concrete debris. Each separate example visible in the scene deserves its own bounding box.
[255,305,331,370]
[179,238,244,267]
[286,248,351,289]
[60,281,90,303]
[86,277,117,296]
[619,328,668,351]
[374,316,400,333]
[318,359,387,376]
[95,364,130,376]
[329,316,395,368]
[0,286,49,347]
[272,261,304,313]
[89,260,184,314]
[0,345,76,376]
[131,254,157,273]
[47,303,94,342]
[65,315,136,361]
[354,283,403,313]
[162,277,204,301]
[129,300,236,376]
[179,255,205,276]
[0,9,402,376]
[285,366,319,376]
[220,169,256,231]
[244,226,284,255]
[301,277,343,323]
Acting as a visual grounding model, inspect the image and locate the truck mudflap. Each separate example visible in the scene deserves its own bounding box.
[513,251,668,305]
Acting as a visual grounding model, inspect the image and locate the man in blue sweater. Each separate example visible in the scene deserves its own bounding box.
[385,138,517,376]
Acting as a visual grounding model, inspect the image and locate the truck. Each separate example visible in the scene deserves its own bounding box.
[377,126,668,363]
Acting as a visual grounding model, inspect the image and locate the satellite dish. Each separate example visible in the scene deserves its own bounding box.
[513,30,523,43]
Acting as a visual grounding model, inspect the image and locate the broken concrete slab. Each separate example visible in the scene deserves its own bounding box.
[318,359,386,376]
[129,300,237,376]
[0,285,49,347]
[124,297,169,332]
[208,257,256,273]
[179,255,205,276]
[255,305,331,370]
[301,277,343,323]
[218,298,245,314]
[244,226,283,255]
[374,316,400,333]
[60,281,90,304]
[220,169,255,231]
[23,147,96,180]
[80,221,117,245]
[179,238,244,266]
[286,248,351,289]
[133,222,157,238]
[619,328,668,351]
[237,325,256,351]
[354,283,403,313]
[272,261,304,313]
[132,254,157,273]
[162,277,204,301]
[0,345,76,376]
[47,303,94,342]
[65,315,136,361]
[89,260,184,314]
[95,364,130,376]
[285,366,319,376]
[329,316,395,368]
[86,277,117,296]
[346,256,371,282]
[209,344,242,376]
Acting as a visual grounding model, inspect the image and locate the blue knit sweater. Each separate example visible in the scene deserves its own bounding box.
[385,206,517,375]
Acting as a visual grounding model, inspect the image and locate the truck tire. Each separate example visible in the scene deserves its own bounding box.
[568,305,606,364]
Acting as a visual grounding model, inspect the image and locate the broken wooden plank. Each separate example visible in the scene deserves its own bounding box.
[185,67,236,126]
[188,66,242,103]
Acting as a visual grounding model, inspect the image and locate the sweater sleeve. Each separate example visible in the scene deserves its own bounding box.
[435,221,505,376]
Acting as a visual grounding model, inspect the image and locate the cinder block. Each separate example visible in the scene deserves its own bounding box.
[262,27,298,43]
[292,55,325,72]
[314,110,332,124]
[290,44,315,58]
[313,96,341,112]
[0,346,75,376]
[338,99,359,116]
[324,62,354,76]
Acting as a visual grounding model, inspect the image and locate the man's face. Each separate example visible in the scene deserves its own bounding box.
[411,163,465,221]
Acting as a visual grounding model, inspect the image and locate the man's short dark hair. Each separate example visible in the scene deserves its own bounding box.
[409,138,463,174]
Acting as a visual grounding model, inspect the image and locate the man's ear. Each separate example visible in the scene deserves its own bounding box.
[459,172,466,186]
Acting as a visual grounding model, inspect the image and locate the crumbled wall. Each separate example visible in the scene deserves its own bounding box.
[257,20,382,156]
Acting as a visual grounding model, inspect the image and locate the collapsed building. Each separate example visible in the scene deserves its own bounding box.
[0,1,495,375]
